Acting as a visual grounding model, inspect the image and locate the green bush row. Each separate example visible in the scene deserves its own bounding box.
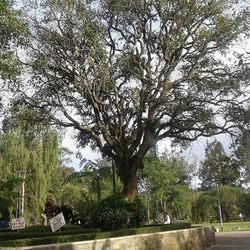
[0,223,191,247]
[0,228,11,233]
[0,224,85,234]
[143,222,191,230]
[0,228,100,241]
[21,224,84,232]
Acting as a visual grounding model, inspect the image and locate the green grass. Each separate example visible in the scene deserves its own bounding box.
[195,221,250,232]
[0,223,191,247]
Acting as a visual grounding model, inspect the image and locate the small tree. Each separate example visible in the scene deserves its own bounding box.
[139,151,193,222]
[215,185,242,222]
[240,190,250,220]
[194,192,216,223]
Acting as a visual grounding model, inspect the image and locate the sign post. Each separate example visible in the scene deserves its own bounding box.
[11,217,25,230]
[49,213,66,232]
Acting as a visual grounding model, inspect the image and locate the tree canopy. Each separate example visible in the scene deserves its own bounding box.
[140,151,193,222]
[0,0,26,79]
[14,0,250,197]
[199,140,241,189]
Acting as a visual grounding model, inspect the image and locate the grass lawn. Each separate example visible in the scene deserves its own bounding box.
[195,221,250,232]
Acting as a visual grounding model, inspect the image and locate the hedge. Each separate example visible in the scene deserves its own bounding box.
[0,228,100,241]
[0,223,191,247]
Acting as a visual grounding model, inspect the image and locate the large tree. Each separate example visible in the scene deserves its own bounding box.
[17,0,250,197]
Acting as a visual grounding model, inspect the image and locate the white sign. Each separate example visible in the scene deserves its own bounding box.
[11,217,25,230]
[49,212,66,232]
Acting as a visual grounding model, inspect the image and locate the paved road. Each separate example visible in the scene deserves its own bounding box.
[216,231,250,250]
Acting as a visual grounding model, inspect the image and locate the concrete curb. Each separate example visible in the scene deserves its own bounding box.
[207,244,220,250]
[0,226,216,250]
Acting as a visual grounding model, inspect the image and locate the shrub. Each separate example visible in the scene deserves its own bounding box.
[0,228,11,233]
[128,196,147,228]
[0,223,192,247]
[90,193,129,231]
[0,228,100,241]
[90,194,147,230]
[21,225,51,233]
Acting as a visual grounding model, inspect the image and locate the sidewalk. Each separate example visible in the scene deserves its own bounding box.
[216,231,250,249]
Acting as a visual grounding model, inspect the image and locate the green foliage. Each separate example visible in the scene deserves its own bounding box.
[170,185,193,220]
[216,185,243,222]
[0,132,29,218]
[194,193,216,223]
[240,191,250,219]
[14,0,250,198]
[90,193,146,230]
[0,125,60,224]
[127,196,146,228]
[193,185,243,223]
[20,225,51,233]
[0,223,191,247]
[199,140,241,189]
[0,0,27,79]
[140,151,194,223]
[0,227,100,241]
[233,130,250,183]
[90,193,129,230]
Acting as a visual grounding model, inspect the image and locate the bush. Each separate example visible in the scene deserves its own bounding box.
[0,228,11,233]
[0,228,100,241]
[128,196,146,228]
[91,193,129,231]
[21,225,51,233]
[90,194,147,230]
[19,224,84,233]
[0,223,192,247]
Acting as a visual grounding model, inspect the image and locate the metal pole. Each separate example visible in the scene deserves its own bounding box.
[216,184,224,231]
[16,171,20,218]
[112,160,116,194]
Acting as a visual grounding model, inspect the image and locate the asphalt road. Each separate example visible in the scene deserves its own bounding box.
[216,231,250,250]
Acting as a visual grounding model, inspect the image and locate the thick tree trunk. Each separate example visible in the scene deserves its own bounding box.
[122,171,137,198]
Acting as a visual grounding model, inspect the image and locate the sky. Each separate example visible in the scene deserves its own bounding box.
[62,127,233,171]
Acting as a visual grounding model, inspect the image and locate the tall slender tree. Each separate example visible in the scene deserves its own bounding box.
[0,107,60,223]
[199,140,241,189]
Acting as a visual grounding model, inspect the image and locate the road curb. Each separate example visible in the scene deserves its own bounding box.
[207,244,220,250]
